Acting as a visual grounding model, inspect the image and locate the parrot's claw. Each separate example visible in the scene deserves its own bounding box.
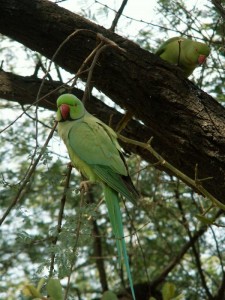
[79,180,92,193]
[67,162,74,169]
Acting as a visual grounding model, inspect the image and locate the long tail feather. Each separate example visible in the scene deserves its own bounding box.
[104,185,136,300]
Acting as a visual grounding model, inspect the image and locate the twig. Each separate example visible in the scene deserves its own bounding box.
[80,40,104,102]
[69,32,126,102]
[35,29,96,108]
[110,0,128,32]
[118,134,225,211]
[81,33,126,104]
[64,189,85,300]
[49,164,72,278]
[95,0,186,37]
[175,189,213,299]
[82,43,109,104]
[54,63,63,83]
[191,236,213,298]
[212,0,225,20]
[86,190,108,291]
[96,33,126,53]
[0,29,94,135]
[123,200,151,289]
[0,74,74,134]
[0,30,125,134]
[0,121,58,226]
[209,225,225,275]
[69,42,102,92]
[21,104,51,129]
[150,210,223,287]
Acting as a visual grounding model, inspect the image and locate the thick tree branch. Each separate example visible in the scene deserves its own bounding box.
[1,0,225,205]
[0,70,160,165]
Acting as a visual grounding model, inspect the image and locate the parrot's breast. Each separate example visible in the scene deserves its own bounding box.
[57,121,99,182]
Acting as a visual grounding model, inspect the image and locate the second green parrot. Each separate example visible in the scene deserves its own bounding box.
[56,94,139,300]
[155,36,210,77]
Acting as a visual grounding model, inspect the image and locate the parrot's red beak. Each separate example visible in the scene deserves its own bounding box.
[60,104,70,120]
[198,54,207,65]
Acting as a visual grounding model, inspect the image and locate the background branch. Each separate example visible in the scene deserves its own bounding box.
[212,0,225,20]
[87,190,109,292]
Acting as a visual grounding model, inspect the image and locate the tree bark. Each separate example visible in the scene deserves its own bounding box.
[0,0,225,205]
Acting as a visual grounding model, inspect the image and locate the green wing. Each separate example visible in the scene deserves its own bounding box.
[68,114,127,174]
[67,114,137,203]
[155,36,181,56]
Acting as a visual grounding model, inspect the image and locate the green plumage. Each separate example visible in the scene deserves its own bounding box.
[56,94,138,299]
[155,36,210,77]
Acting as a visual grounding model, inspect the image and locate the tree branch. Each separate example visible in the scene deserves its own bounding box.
[86,190,108,292]
[0,70,160,165]
[150,223,208,288]
[110,0,128,32]
[214,273,225,300]
[176,196,213,299]
[0,121,58,225]
[1,0,225,205]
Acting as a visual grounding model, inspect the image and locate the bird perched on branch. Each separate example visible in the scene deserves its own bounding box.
[155,36,210,77]
[56,93,139,300]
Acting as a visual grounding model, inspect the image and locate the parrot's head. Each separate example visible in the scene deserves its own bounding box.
[56,94,85,121]
[194,42,210,65]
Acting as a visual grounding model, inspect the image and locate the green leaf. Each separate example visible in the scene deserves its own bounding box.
[36,277,46,292]
[22,284,42,298]
[101,291,118,300]
[172,294,185,300]
[162,282,176,300]
[46,278,63,300]
[195,214,215,225]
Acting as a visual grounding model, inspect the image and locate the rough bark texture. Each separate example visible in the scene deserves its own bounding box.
[1,0,225,206]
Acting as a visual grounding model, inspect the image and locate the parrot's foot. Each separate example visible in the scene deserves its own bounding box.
[79,180,92,193]
[67,162,74,169]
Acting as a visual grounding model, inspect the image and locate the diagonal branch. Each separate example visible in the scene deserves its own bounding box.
[176,195,213,299]
[110,0,128,32]
[212,0,225,20]
[150,210,223,288]
[0,121,58,226]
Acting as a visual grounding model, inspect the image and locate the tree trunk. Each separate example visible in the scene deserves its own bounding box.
[0,0,225,204]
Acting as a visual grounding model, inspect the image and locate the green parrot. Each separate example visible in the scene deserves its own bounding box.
[56,94,139,300]
[155,36,210,77]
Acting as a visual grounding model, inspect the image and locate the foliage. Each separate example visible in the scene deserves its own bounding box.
[1,1,225,300]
